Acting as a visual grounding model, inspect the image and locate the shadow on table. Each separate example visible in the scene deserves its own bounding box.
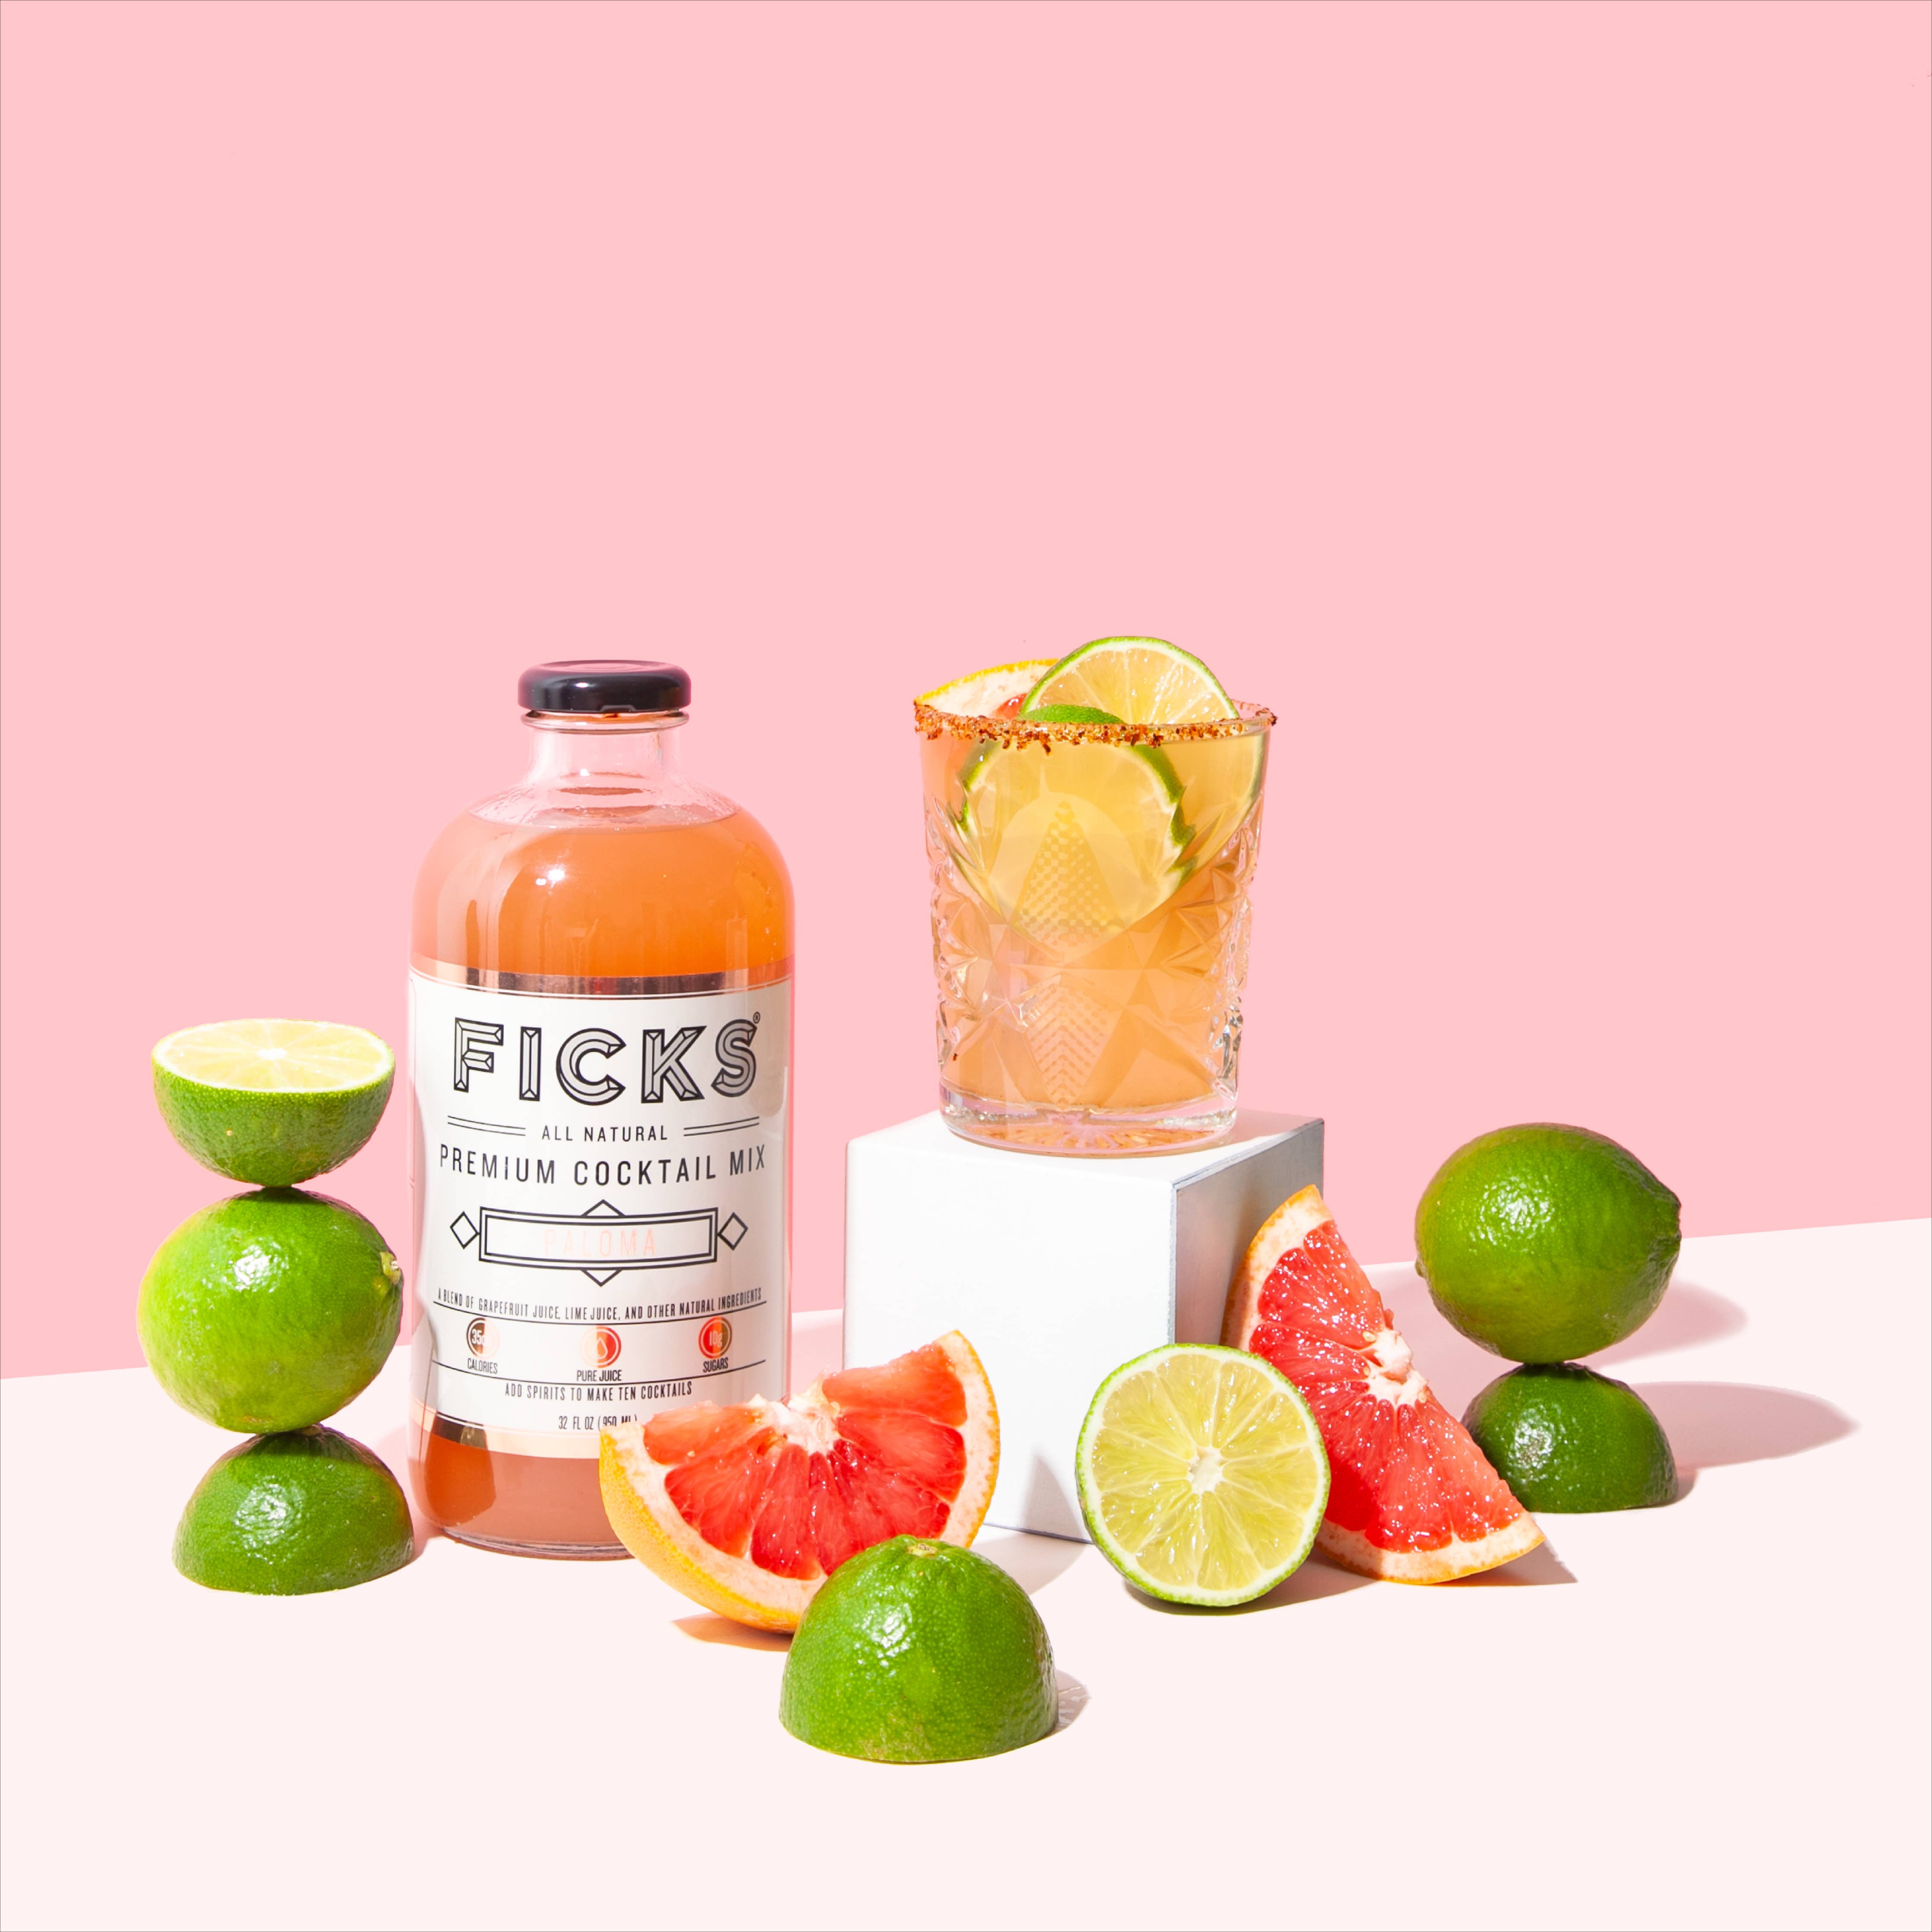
[1447,1538,1576,1586]
[1595,1282,1748,1367]
[1375,1271,1754,1415]
[1053,1671,1089,1734]
[676,1613,790,1651]
[1631,1381,1855,1471]
[1128,1548,1378,1616]
[979,1529,1087,1596]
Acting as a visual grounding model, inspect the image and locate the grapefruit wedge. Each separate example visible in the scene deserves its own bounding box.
[600,1333,998,1630]
[1223,1188,1543,1583]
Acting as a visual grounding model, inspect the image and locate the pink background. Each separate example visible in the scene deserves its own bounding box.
[3,2,1926,1377]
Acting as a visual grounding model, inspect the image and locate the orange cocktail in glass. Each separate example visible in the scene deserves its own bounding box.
[916,640,1272,1156]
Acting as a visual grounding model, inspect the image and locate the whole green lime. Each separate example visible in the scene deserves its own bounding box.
[153,1020,394,1188]
[1415,1123,1681,1363]
[1463,1362,1678,1512]
[780,1538,1057,1764]
[174,1427,414,1594]
[138,1189,402,1433]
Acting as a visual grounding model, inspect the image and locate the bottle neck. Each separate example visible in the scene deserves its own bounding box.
[520,712,685,791]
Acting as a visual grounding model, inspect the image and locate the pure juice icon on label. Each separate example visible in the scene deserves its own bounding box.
[408,661,794,1560]
[580,1326,623,1369]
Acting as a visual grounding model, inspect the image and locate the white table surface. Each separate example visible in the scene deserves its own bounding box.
[3,1221,1927,1932]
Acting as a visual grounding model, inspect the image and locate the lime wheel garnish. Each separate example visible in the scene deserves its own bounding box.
[1021,635,1237,724]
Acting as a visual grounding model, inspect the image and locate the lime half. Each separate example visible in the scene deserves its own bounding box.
[1024,636,1238,724]
[174,1427,414,1595]
[1463,1363,1678,1513]
[779,1538,1057,1763]
[153,1019,394,1187]
[1076,1344,1329,1607]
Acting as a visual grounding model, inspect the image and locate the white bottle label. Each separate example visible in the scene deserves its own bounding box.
[409,970,789,1453]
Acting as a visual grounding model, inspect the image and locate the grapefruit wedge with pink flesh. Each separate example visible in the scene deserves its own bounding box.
[600,1332,998,1630]
[916,661,1055,717]
[1223,1187,1543,1583]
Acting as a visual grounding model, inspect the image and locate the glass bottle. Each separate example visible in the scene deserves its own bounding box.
[408,661,792,1555]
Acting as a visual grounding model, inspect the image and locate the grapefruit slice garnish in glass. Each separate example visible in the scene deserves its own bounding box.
[600,1332,999,1630]
[1222,1187,1544,1583]
[916,660,1055,716]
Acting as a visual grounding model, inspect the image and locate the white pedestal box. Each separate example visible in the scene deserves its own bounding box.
[843,1110,1324,1540]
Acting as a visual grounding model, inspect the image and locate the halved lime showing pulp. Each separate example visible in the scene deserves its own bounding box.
[1076,1343,1329,1606]
[153,1019,394,1186]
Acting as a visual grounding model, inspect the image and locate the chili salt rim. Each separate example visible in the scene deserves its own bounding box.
[913,698,1274,747]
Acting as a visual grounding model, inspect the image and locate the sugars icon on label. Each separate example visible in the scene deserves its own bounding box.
[699,1316,732,1360]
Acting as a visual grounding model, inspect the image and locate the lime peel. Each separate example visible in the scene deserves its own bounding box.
[1463,1363,1679,1513]
[779,1538,1056,1763]
[138,1190,404,1433]
[174,1427,415,1595]
[1416,1124,1682,1363]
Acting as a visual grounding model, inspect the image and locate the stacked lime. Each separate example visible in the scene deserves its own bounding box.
[1417,1123,1681,1363]
[138,1188,402,1433]
[153,1019,392,1187]
[1416,1123,1684,1513]
[174,1427,414,1595]
[144,1019,412,1594]
[1462,1363,1677,1513]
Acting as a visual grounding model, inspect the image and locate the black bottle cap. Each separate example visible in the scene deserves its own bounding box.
[518,661,691,715]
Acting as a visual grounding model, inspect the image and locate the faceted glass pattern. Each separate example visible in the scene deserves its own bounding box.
[919,719,1268,1155]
